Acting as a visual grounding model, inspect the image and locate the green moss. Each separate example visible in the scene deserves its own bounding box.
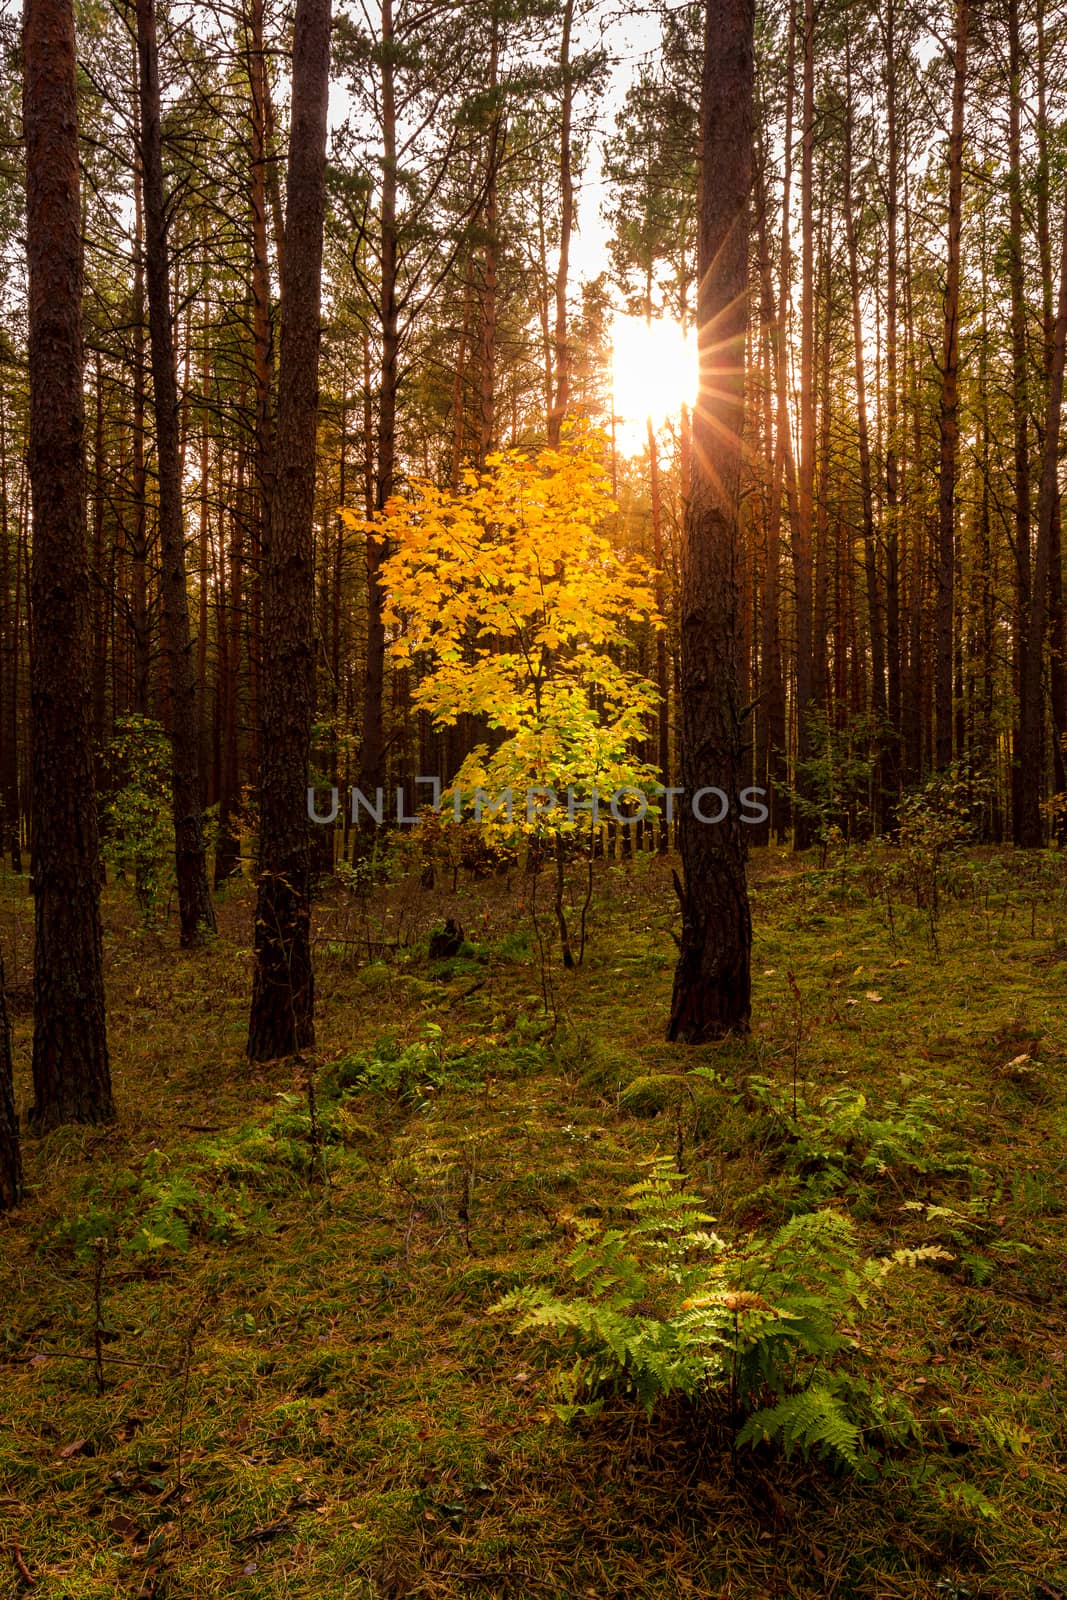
[619,1072,687,1115]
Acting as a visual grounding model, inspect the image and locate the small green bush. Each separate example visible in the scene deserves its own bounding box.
[494,1158,949,1472]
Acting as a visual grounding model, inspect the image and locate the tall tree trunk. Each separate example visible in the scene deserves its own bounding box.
[1035,0,1067,836]
[248,0,274,599]
[477,14,502,465]
[131,78,150,716]
[842,49,884,725]
[792,0,816,847]
[935,0,968,770]
[0,383,21,870]
[356,0,397,825]
[450,255,475,488]
[900,109,923,784]
[767,0,797,841]
[546,0,574,449]
[24,0,113,1128]
[0,950,20,1212]
[215,438,244,887]
[0,949,20,1212]
[91,356,109,778]
[812,193,832,713]
[196,324,212,798]
[248,0,332,1060]
[1007,0,1030,839]
[1018,184,1067,847]
[668,0,754,1043]
[752,125,781,847]
[136,0,216,946]
[881,0,901,782]
[648,418,670,851]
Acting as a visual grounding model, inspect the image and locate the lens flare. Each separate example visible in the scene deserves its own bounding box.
[610,314,698,453]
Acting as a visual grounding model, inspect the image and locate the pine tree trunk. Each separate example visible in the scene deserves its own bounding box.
[881,0,901,791]
[356,0,397,828]
[24,0,113,1129]
[0,950,21,1212]
[792,0,816,848]
[812,196,832,715]
[248,0,331,1060]
[478,17,501,465]
[196,321,212,798]
[935,0,968,771]
[91,357,109,780]
[450,257,474,488]
[753,136,781,848]
[1018,184,1067,847]
[248,0,274,618]
[546,0,574,449]
[668,0,754,1044]
[1007,0,1030,839]
[0,383,21,871]
[768,0,797,842]
[136,0,216,946]
[215,434,244,887]
[131,66,150,717]
[843,45,885,728]
[1035,0,1067,833]
[648,420,670,852]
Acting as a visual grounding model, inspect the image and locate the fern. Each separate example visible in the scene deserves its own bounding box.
[494,1159,722,1415]
[743,1082,975,1198]
[735,1384,863,1470]
[494,1160,944,1470]
[939,1479,1000,1520]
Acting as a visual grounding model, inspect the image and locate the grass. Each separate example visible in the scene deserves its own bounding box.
[1,843,1066,1599]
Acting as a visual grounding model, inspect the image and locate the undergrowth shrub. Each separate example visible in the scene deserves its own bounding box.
[100,715,174,923]
[494,1157,949,1473]
[897,1199,1036,1287]
[47,1150,265,1263]
[330,1023,482,1106]
[730,1077,979,1213]
[890,766,991,947]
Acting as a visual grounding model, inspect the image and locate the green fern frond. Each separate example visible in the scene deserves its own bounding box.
[736,1384,863,1469]
[939,1478,1001,1520]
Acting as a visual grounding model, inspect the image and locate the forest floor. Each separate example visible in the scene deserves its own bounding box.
[1,844,1066,1600]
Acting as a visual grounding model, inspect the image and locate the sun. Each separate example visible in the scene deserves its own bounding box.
[610,314,698,454]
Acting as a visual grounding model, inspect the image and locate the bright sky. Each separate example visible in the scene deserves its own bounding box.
[568,5,665,286]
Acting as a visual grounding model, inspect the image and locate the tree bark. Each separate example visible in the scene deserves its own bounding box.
[215,437,244,887]
[881,0,901,778]
[136,0,216,946]
[356,0,397,828]
[24,0,113,1129]
[648,418,670,851]
[935,0,968,770]
[1007,0,1030,839]
[842,47,884,728]
[247,0,275,623]
[668,0,754,1043]
[248,0,332,1060]
[752,119,783,847]
[0,950,21,1212]
[767,0,797,841]
[478,14,502,465]
[1018,183,1067,847]
[792,0,816,847]
[131,74,150,716]
[1036,0,1067,830]
[546,0,574,449]
[0,382,22,871]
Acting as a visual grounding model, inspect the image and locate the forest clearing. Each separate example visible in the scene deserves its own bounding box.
[2,847,1067,1598]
